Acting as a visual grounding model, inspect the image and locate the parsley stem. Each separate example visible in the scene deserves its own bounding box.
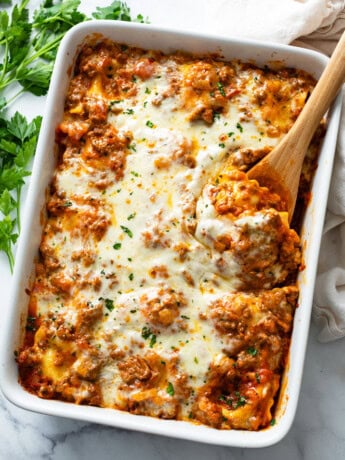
[0,39,9,86]
[16,185,21,232]
[0,75,19,91]
[7,247,14,273]
[19,0,30,13]
[5,245,14,273]
[21,33,64,68]
[3,89,25,109]
[0,220,15,273]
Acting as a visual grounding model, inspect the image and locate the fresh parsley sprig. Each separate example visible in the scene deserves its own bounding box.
[0,1,88,107]
[0,1,148,109]
[92,1,147,22]
[0,112,42,271]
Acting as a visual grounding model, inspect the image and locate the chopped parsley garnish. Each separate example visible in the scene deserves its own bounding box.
[228,131,235,137]
[141,326,157,347]
[146,120,154,128]
[141,326,152,339]
[63,200,72,207]
[235,395,246,408]
[128,272,134,281]
[101,298,114,312]
[113,242,122,250]
[145,87,151,94]
[247,346,258,356]
[149,334,156,347]
[219,392,246,408]
[219,394,232,405]
[26,316,37,332]
[166,382,175,396]
[218,143,226,148]
[236,122,243,132]
[181,315,190,320]
[217,81,226,97]
[127,213,136,220]
[270,418,276,426]
[109,100,122,107]
[234,391,246,408]
[130,170,140,177]
[124,108,134,115]
[120,225,133,238]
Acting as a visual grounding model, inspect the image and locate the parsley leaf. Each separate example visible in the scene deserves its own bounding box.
[32,1,87,61]
[0,111,41,271]
[217,81,226,97]
[104,298,114,311]
[247,346,258,356]
[0,215,18,272]
[0,165,31,193]
[92,1,147,23]
[141,326,152,339]
[0,190,15,216]
[149,334,156,347]
[166,382,175,396]
[15,62,54,96]
[236,122,244,132]
[120,225,133,238]
[0,1,148,106]
[7,111,40,144]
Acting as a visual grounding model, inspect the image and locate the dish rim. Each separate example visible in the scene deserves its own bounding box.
[0,20,342,448]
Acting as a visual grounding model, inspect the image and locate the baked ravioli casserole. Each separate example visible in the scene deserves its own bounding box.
[17,37,323,430]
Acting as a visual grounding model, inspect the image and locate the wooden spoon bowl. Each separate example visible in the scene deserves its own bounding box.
[248,31,345,221]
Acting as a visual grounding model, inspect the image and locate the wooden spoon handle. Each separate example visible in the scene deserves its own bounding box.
[248,31,345,220]
[288,31,345,153]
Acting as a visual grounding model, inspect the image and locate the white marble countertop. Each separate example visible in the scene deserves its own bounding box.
[1,1,345,459]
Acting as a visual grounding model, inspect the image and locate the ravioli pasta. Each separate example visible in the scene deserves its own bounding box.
[18,37,321,430]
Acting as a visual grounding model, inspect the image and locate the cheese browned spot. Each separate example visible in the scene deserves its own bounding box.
[18,38,321,431]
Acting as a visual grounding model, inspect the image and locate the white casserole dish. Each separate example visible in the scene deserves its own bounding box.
[0,21,342,448]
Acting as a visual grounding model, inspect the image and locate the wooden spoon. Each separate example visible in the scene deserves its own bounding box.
[248,31,345,221]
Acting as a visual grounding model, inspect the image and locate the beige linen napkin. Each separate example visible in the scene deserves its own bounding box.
[296,5,345,342]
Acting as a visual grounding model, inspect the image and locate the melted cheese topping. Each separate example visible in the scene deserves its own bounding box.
[18,38,318,431]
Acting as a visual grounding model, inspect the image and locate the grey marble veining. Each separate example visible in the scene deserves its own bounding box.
[1,323,344,460]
